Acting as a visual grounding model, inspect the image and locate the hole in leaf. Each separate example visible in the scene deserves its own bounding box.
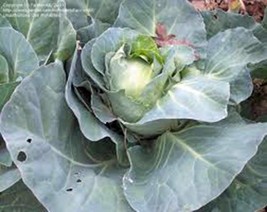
[17,151,27,162]
[213,14,218,19]
[26,138,32,143]
[76,179,82,183]
[66,188,73,192]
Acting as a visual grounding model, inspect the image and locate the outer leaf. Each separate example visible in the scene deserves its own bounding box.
[202,9,267,43]
[0,27,38,110]
[205,28,267,82]
[205,27,267,104]
[66,49,129,166]
[115,0,207,56]
[202,10,255,36]
[0,134,12,166]
[0,15,11,27]
[136,75,230,124]
[229,69,253,104]
[0,165,20,192]
[91,90,117,124]
[202,12,267,103]
[0,180,46,211]
[54,17,76,61]
[81,40,122,123]
[0,82,19,111]
[0,27,38,81]
[124,115,267,212]
[77,18,110,45]
[67,50,114,140]
[0,0,76,61]
[81,39,106,89]
[198,136,267,212]
[0,62,132,211]
[0,55,9,83]
[65,0,123,30]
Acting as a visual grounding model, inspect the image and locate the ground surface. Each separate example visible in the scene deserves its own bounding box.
[191,0,267,21]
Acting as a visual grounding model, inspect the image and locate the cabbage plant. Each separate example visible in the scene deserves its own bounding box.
[0,0,267,211]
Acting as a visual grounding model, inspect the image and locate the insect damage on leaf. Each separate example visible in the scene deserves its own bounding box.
[154,23,193,47]
[154,23,200,60]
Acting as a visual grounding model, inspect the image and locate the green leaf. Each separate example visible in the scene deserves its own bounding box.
[81,39,106,90]
[64,0,91,30]
[91,90,117,124]
[67,50,112,138]
[91,27,139,74]
[77,18,110,45]
[0,62,132,211]
[0,27,38,81]
[0,15,11,28]
[202,9,267,43]
[0,164,20,192]
[160,45,198,77]
[53,16,76,61]
[229,69,253,104]
[0,130,20,193]
[65,0,123,30]
[205,27,267,104]
[0,180,46,211]
[205,28,267,82]
[198,136,267,212]
[67,50,115,140]
[67,49,129,166]
[131,35,163,64]
[115,0,207,57]
[124,115,267,212]
[0,27,38,110]
[0,134,12,166]
[136,75,230,124]
[124,119,181,137]
[107,90,148,123]
[0,0,76,62]
[0,82,19,111]
[0,55,9,84]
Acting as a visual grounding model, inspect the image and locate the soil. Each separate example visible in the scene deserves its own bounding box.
[190,0,267,21]
[250,79,267,120]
